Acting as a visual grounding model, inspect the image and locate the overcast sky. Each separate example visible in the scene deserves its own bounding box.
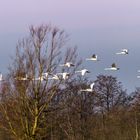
[0,0,140,93]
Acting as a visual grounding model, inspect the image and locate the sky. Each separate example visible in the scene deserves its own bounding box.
[0,0,140,93]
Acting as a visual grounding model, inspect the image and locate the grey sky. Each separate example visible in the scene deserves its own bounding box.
[0,0,140,92]
[1,0,140,30]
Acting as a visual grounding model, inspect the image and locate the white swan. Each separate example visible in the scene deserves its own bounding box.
[48,74,60,80]
[57,72,70,80]
[105,63,120,71]
[86,54,99,61]
[75,69,90,76]
[116,49,129,55]
[59,62,75,67]
[80,82,95,92]
[34,75,47,81]
[42,72,49,78]
[15,74,29,81]
[0,73,3,81]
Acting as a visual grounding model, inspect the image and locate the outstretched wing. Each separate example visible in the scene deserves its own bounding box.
[81,70,86,76]
[111,63,116,68]
[122,49,128,54]
[90,82,95,89]
[92,54,96,58]
[122,49,128,52]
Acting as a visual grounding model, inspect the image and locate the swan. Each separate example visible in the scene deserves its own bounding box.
[0,73,3,81]
[116,49,129,55]
[57,72,70,80]
[86,54,99,61]
[75,69,90,76]
[59,62,75,67]
[104,63,120,71]
[80,82,95,92]
[15,74,29,81]
[42,72,49,78]
[48,74,60,80]
[34,75,47,81]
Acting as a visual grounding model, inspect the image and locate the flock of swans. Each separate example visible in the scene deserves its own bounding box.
[16,48,130,92]
[0,48,139,92]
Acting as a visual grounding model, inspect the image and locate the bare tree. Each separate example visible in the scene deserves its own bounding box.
[94,75,128,140]
[0,25,81,140]
[94,75,127,113]
[49,79,96,140]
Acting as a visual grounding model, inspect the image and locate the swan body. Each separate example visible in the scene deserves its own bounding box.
[105,63,119,71]
[80,82,95,92]
[116,49,129,55]
[86,54,99,61]
[57,72,70,80]
[75,69,90,76]
[59,62,75,67]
